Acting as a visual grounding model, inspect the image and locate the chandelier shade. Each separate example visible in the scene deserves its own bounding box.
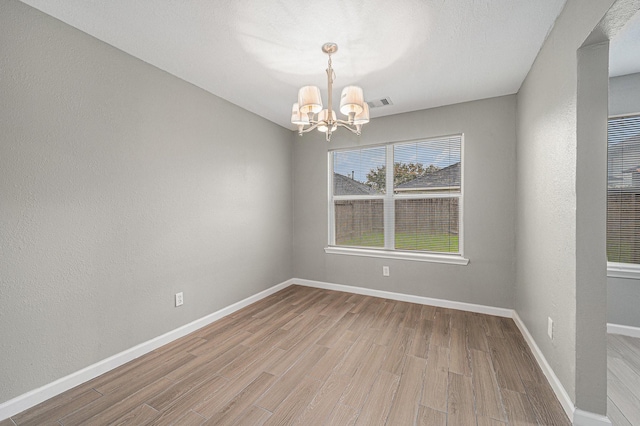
[339,86,365,116]
[353,102,370,125]
[291,43,367,142]
[298,86,323,114]
[290,103,309,125]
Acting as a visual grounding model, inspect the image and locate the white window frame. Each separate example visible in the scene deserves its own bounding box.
[607,112,640,279]
[325,135,469,265]
[607,262,640,279]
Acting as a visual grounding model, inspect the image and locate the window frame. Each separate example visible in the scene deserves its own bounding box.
[326,135,469,265]
[607,112,640,279]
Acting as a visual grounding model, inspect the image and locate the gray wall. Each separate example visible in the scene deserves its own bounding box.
[0,0,293,404]
[515,0,614,414]
[293,95,517,309]
[609,277,640,326]
[609,72,640,116]
[608,72,640,328]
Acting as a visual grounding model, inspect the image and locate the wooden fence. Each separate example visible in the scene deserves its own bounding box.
[334,198,459,244]
[608,190,640,264]
[334,200,384,245]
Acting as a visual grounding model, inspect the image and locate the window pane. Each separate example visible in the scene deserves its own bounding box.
[333,146,386,195]
[608,115,640,264]
[394,137,461,195]
[335,200,384,247]
[607,192,640,263]
[395,198,459,252]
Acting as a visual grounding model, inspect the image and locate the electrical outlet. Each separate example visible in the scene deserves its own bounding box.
[383,266,390,277]
[548,317,553,339]
[175,292,184,307]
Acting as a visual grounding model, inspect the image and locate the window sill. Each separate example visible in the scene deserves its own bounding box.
[324,246,470,265]
[608,262,640,280]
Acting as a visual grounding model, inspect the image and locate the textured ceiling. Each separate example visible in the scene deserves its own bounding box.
[19,0,574,129]
[610,8,640,77]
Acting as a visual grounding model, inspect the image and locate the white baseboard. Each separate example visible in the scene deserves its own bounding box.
[0,279,294,422]
[512,312,576,422]
[574,409,612,426]
[512,313,612,426]
[298,279,615,424]
[291,278,514,318]
[1,277,613,426]
[607,323,640,338]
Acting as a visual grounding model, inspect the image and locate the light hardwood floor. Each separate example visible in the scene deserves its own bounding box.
[608,334,640,426]
[4,285,570,425]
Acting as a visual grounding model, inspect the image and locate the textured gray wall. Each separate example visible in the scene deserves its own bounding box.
[515,0,614,414]
[0,0,293,404]
[608,72,640,328]
[576,40,610,415]
[293,95,517,309]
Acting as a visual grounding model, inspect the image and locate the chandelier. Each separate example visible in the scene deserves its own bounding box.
[291,43,369,142]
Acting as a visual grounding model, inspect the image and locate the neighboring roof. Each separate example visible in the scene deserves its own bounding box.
[609,135,640,188]
[395,162,461,190]
[609,135,640,153]
[333,173,378,196]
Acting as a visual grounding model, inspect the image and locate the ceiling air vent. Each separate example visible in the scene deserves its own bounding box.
[367,97,393,109]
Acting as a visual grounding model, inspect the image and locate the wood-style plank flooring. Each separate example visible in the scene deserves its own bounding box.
[6,285,570,425]
[608,334,640,426]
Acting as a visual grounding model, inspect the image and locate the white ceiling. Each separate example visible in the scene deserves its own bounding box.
[19,0,573,129]
[610,8,640,77]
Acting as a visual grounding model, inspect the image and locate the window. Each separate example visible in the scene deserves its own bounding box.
[327,135,467,264]
[607,115,640,273]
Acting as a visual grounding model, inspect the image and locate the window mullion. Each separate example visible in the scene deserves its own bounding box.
[384,144,395,250]
[328,152,335,246]
[329,135,463,257]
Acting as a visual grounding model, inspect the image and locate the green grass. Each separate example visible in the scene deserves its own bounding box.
[608,243,640,264]
[338,232,459,252]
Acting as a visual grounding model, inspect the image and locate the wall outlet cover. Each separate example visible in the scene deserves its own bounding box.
[175,292,184,307]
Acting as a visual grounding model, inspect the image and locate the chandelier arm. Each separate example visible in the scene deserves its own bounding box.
[297,122,323,134]
[335,122,361,135]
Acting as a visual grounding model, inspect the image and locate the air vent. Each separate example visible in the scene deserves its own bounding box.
[367,97,393,109]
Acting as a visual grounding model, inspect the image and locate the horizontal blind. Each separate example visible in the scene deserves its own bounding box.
[333,146,386,195]
[393,137,461,194]
[334,200,384,247]
[330,135,462,254]
[393,136,462,253]
[332,146,385,247]
[608,115,640,264]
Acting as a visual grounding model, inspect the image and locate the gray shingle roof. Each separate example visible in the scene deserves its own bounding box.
[395,162,461,190]
[333,173,378,195]
[609,135,640,188]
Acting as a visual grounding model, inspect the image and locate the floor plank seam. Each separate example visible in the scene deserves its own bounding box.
[6,286,577,426]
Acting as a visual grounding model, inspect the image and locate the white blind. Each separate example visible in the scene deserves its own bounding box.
[393,137,461,194]
[330,135,462,254]
[333,146,385,196]
[393,137,461,253]
[333,146,385,247]
[608,115,640,264]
